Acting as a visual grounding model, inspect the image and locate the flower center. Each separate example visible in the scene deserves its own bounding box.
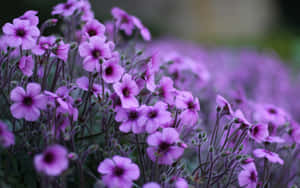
[92,49,101,58]
[122,15,130,24]
[268,108,277,114]
[87,29,97,37]
[187,101,195,110]
[252,126,259,136]
[16,29,26,37]
[105,66,113,76]
[250,171,257,182]
[43,152,55,164]
[148,110,158,119]
[159,141,171,152]
[113,166,125,177]
[128,110,139,121]
[22,96,33,106]
[64,3,72,10]
[122,87,130,97]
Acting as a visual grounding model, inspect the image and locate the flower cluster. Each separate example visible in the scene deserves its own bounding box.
[0,0,300,188]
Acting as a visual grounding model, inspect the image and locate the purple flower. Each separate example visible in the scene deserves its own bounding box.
[254,104,288,127]
[111,7,135,35]
[34,145,69,176]
[142,101,172,133]
[79,36,111,72]
[0,121,15,148]
[17,10,39,26]
[264,136,285,143]
[216,95,234,116]
[249,124,269,143]
[132,16,151,41]
[234,109,251,128]
[97,155,140,188]
[253,148,284,165]
[82,19,105,38]
[18,55,34,77]
[146,128,184,165]
[77,0,94,22]
[32,36,56,56]
[238,164,258,188]
[45,86,78,121]
[175,177,189,188]
[10,83,47,121]
[53,41,70,62]
[52,0,79,17]
[76,76,103,97]
[157,76,176,105]
[102,59,124,83]
[2,19,40,50]
[113,74,139,108]
[143,182,160,188]
[175,91,200,126]
[115,107,146,133]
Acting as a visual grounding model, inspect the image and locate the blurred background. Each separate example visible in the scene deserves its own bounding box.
[1,0,300,67]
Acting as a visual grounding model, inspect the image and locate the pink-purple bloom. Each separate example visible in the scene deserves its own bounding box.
[76,76,103,97]
[253,148,284,165]
[79,36,111,72]
[2,19,40,50]
[216,95,234,116]
[17,10,39,26]
[34,145,69,176]
[238,164,258,188]
[175,91,200,126]
[143,182,160,188]
[0,121,15,148]
[97,155,140,188]
[249,124,269,143]
[18,55,34,77]
[142,101,172,133]
[82,19,105,39]
[32,36,56,56]
[10,83,47,121]
[53,41,70,62]
[157,76,176,104]
[115,107,146,133]
[113,74,139,108]
[102,59,124,83]
[52,0,79,17]
[146,128,184,165]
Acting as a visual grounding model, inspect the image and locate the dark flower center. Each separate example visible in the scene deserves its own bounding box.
[158,87,165,97]
[268,108,277,114]
[122,87,130,97]
[43,152,55,164]
[235,98,243,104]
[252,126,259,136]
[159,141,171,152]
[128,111,139,121]
[87,29,97,37]
[148,110,158,119]
[172,71,179,80]
[187,101,195,110]
[22,96,33,106]
[105,66,113,76]
[113,166,125,177]
[250,171,257,182]
[64,3,72,10]
[122,15,130,24]
[16,29,26,37]
[92,49,101,58]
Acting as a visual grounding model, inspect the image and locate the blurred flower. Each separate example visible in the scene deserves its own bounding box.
[34,145,69,176]
[17,10,39,26]
[97,155,140,188]
[249,124,269,143]
[0,121,14,148]
[52,0,79,17]
[32,36,56,56]
[146,128,184,165]
[102,59,124,83]
[253,148,284,165]
[143,182,160,188]
[238,164,258,188]
[18,55,34,77]
[10,83,47,121]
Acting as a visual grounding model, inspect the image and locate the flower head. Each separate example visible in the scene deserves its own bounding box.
[175,177,189,188]
[115,107,146,133]
[32,36,56,56]
[0,121,15,148]
[52,0,79,17]
[146,128,184,165]
[17,10,39,26]
[175,91,200,126]
[18,55,34,77]
[76,76,104,97]
[143,182,160,188]
[216,95,233,116]
[82,19,105,38]
[2,19,40,49]
[238,164,258,188]
[34,145,69,176]
[113,74,139,108]
[111,7,135,36]
[79,36,111,72]
[53,41,70,62]
[102,59,124,83]
[142,101,172,133]
[97,155,140,188]
[253,148,284,165]
[249,124,269,143]
[157,76,176,105]
[10,83,47,121]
